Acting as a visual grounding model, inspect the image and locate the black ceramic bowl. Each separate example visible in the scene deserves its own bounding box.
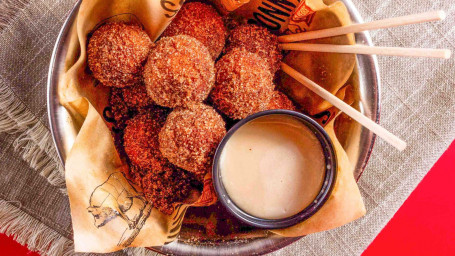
[212,110,337,229]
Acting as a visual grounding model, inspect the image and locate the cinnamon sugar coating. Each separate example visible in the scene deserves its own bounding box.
[122,83,154,109]
[162,2,227,60]
[159,104,226,178]
[109,87,131,129]
[88,22,153,88]
[124,109,168,173]
[142,165,196,215]
[210,48,274,119]
[143,35,215,108]
[109,84,154,129]
[225,24,282,73]
[266,90,297,111]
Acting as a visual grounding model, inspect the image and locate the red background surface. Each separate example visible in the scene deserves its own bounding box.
[1,140,454,255]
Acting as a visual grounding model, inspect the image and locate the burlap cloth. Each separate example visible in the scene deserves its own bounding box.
[0,0,453,255]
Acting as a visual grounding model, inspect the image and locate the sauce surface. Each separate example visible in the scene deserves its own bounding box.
[220,115,326,220]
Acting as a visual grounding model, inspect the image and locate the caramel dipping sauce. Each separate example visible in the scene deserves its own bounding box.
[219,114,326,220]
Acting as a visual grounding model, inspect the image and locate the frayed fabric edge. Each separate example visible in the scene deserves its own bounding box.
[4,1,166,255]
[0,200,159,256]
[0,82,66,189]
[0,200,76,256]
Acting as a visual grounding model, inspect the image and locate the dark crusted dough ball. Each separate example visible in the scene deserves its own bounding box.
[124,109,168,172]
[142,166,195,215]
[121,83,154,109]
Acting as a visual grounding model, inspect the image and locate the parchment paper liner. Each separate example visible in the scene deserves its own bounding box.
[59,0,365,252]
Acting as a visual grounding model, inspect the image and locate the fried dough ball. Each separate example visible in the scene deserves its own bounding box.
[144,35,215,108]
[108,84,154,128]
[122,83,154,109]
[142,166,195,215]
[159,104,226,178]
[225,24,282,73]
[88,22,153,88]
[210,48,274,119]
[124,109,168,172]
[108,87,131,129]
[123,164,147,188]
[266,91,297,111]
[162,2,227,59]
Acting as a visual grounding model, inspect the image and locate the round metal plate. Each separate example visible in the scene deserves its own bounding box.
[47,1,380,255]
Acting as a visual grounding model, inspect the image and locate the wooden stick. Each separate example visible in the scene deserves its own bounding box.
[278,10,446,43]
[281,62,407,151]
[280,43,452,59]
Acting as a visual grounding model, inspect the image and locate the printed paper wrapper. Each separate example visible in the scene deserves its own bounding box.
[59,0,365,253]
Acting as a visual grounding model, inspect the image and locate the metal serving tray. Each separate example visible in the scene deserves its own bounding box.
[47,0,380,254]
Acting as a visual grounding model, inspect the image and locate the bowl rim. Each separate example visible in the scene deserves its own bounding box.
[212,110,337,229]
[47,0,381,254]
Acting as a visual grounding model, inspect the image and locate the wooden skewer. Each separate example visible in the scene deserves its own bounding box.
[281,62,407,151]
[278,10,446,43]
[280,43,452,59]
